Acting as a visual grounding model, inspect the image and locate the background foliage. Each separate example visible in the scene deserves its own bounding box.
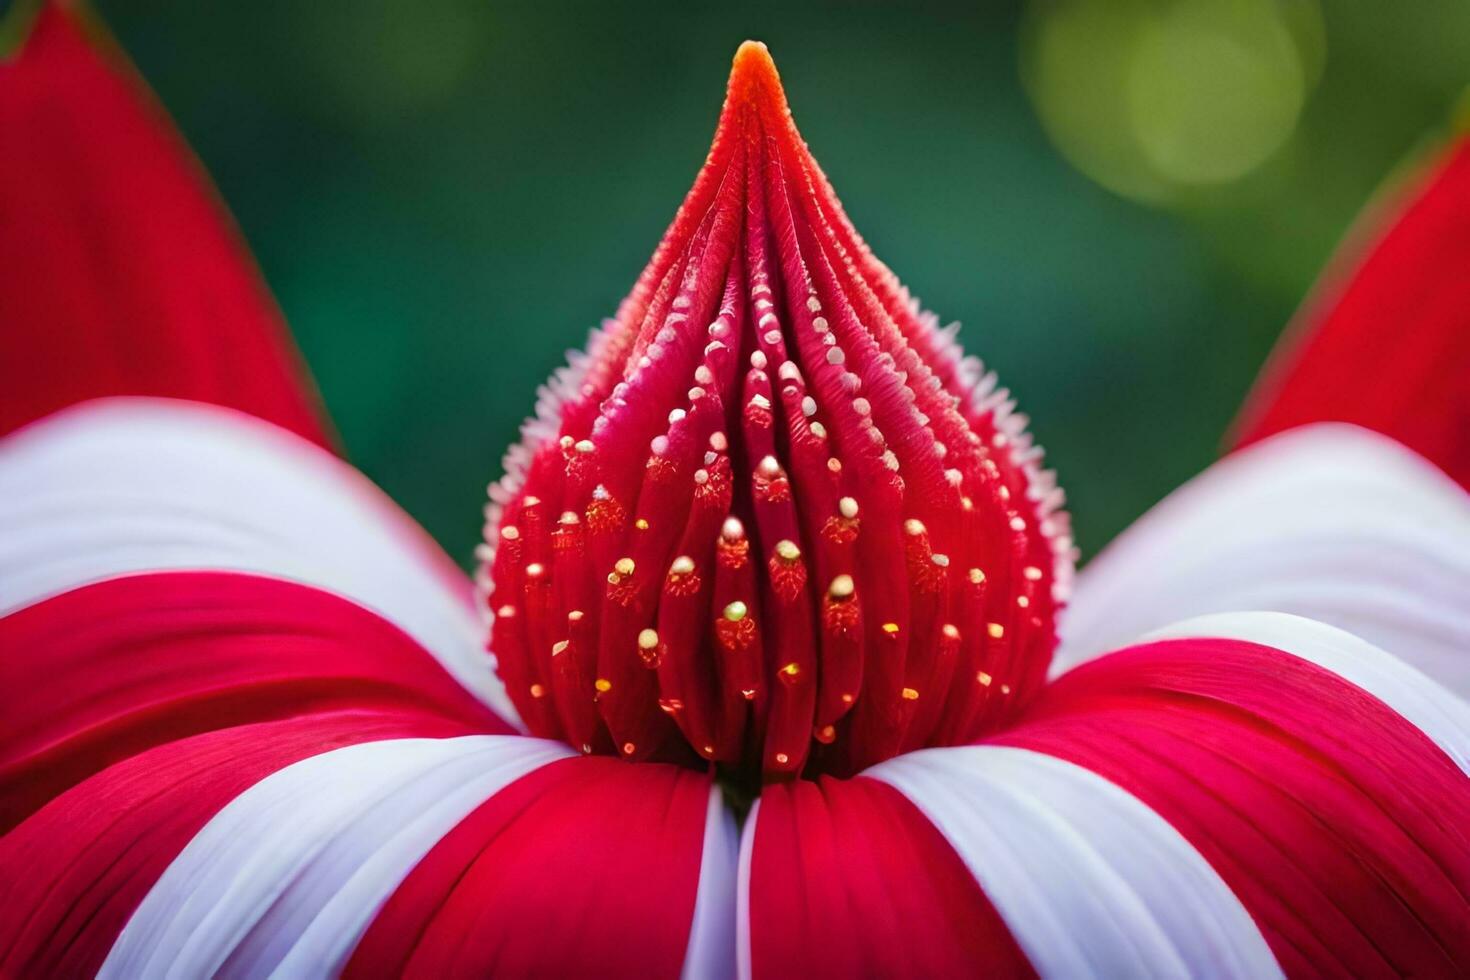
[93,0,1470,564]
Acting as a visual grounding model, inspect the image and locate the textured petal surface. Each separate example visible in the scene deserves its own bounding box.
[1146,612,1470,773]
[99,736,573,978]
[742,777,1031,978]
[345,757,734,979]
[742,614,1470,977]
[866,747,1279,979]
[0,712,473,977]
[1,571,725,977]
[0,3,331,447]
[0,572,511,833]
[1001,625,1470,977]
[0,397,517,720]
[1233,135,1470,489]
[1056,423,1470,693]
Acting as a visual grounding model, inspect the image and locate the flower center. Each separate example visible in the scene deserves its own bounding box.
[480,42,1074,784]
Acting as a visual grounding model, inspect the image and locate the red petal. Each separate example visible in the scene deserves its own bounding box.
[0,710,466,977]
[0,572,512,833]
[345,757,719,978]
[747,775,1031,978]
[0,4,333,447]
[1232,135,1470,487]
[1000,636,1470,976]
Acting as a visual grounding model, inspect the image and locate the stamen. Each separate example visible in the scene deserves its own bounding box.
[479,40,1069,782]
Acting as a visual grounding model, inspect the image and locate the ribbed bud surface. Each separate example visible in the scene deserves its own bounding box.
[481,42,1075,782]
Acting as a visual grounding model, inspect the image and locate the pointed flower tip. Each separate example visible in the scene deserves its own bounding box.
[727,40,784,107]
[484,39,1072,781]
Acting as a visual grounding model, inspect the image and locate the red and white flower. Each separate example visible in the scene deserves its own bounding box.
[2,6,1467,977]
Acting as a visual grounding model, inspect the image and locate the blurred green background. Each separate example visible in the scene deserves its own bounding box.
[89,0,1470,565]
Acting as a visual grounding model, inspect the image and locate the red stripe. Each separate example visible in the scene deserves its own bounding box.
[0,4,332,447]
[0,710,470,978]
[1233,135,1470,488]
[997,638,1470,977]
[748,774,1032,979]
[344,757,713,979]
[0,572,512,832]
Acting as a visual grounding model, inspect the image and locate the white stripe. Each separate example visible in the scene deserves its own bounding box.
[0,397,519,724]
[865,746,1281,980]
[1145,611,1470,774]
[1056,424,1470,695]
[734,798,759,980]
[681,787,739,980]
[99,735,572,978]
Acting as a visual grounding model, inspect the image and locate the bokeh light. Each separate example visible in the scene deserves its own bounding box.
[1022,0,1325,202]
[71,1,1470,563]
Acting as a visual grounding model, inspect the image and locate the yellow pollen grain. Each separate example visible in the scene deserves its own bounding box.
[525,562,546,578]
[903,518,926,537]
[841,693,855,704]
[942,623,961,641]
[500,526,520,541]
[901,687,920,701]
[523,495,541,508]
[1024,566,1043,581]
[775,752,790,765]
[703,745,715,756]
[575,439,595,454]
[968,567,985,585]
[622,742,636,755]
[1000,684,1012,695]
[614,557,636,577]
[987,623,1005,639]
[634,518,649,531]
[780,662,800,677]
[568,609,584,622]
[551,640,570,656]
[775,539,801,561]
[638,628,659,651]
[976,670,993,687]
[828,574,855,600]
[671,555,696,575]
[496,604,517,618]
[742,688,757,700]
[530,683,546,698]
[559,510,579,525]
[838,496,859,519]
[595,678,612,693]
[1017,596,1030,608]
[723,601,748,622]
[882,622,900,635]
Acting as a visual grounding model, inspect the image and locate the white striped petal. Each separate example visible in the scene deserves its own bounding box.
[0,397,518,723]
[1145,611,1470,774]
[681,786,740,980]
[99,735,572,978]
[865,746,1281,980]
[1056,423,1470,694]
[734,798,760,980]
